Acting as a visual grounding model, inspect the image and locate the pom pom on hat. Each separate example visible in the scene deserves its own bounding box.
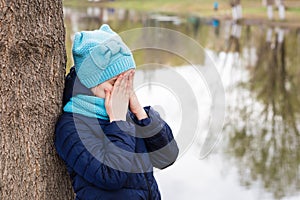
[72,24,136,88]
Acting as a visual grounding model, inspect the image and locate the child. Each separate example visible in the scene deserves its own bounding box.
[55,24,179,200]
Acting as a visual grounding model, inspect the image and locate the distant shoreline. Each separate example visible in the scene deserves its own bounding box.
[63,0,300,28]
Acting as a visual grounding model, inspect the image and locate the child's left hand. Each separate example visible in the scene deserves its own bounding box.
[126,70,148,120]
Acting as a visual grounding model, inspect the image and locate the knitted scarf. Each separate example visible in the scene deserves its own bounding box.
[63,94,109,120]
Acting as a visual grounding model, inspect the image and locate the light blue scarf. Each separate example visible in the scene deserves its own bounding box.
[64,94,109,120]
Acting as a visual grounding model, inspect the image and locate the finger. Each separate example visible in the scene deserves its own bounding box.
[114,74,123,88]
[123,69,133,77]
[128,71,134,95]
[119,74,127,90]
[123,70,131,77]
[104,89,111,108]
[125,77,131,98]
[129,70,134,83]
[113,75,123,93]
[131,70,135,76]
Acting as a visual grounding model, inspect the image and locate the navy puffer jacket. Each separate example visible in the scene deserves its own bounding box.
[55,67,179,200]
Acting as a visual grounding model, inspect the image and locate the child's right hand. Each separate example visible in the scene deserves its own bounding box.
[104,74,130,122]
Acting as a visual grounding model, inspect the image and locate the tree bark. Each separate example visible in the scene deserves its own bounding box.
[0,0,74,199]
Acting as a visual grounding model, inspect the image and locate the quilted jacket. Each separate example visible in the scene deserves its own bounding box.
[55,68,179,200]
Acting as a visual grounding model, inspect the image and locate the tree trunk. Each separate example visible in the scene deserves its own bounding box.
[0,1,74,199]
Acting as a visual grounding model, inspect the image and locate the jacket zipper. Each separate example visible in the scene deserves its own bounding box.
[143,173,152,200]
[137,154,152,200]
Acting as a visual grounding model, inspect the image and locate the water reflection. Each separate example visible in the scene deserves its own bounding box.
[63,5,300,199]
[224,26,300,199]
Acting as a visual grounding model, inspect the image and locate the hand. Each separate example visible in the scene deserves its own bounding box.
[126,70,148,120]
[105,74,130,122]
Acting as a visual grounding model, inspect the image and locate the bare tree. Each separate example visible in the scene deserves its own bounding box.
[0,0,74,199]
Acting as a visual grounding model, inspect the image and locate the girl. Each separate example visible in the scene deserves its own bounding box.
[55,24,179,200]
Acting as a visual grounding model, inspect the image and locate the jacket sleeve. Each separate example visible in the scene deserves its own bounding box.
[55,114,136,190]
[128,106,179,169]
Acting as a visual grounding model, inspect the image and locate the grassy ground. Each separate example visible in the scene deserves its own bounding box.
[63,0,300,27]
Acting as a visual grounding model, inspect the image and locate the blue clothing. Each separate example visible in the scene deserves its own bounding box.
[214,1,219,10]
[64,94,109,120]
[55,67,179,200]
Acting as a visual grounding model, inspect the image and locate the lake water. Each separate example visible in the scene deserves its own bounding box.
[64,5,300,200]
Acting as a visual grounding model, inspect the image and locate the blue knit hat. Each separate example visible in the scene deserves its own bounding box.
[72,24,136,88]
